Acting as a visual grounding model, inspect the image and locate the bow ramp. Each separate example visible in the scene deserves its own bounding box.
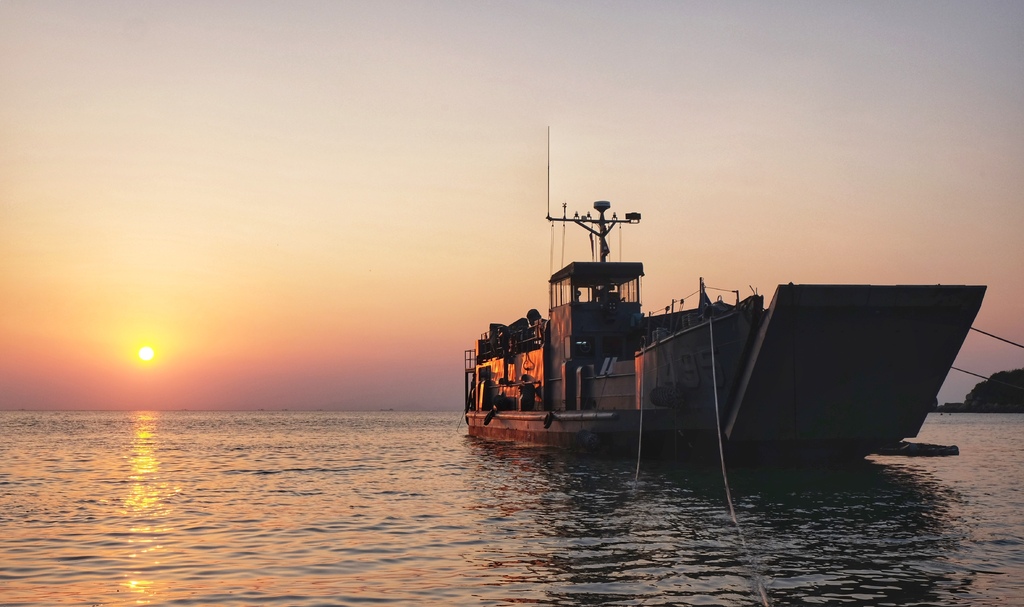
[725,284,986,448]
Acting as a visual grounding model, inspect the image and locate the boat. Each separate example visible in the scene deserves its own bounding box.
[463,201,986,464]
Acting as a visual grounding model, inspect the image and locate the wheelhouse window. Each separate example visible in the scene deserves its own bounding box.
[549,262,644,308]
[618,277,640,304]
[552,277,573,308]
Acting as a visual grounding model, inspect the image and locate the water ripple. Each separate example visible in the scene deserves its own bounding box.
[0,411,1021,605]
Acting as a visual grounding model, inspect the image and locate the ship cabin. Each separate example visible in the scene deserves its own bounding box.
[545,261,645,411]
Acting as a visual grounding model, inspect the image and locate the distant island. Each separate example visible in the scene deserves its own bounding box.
[937,368,1024,413]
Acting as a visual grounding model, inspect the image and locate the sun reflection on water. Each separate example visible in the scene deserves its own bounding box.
[120,411,175,603]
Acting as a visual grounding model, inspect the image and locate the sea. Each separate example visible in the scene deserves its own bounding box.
[0,411,1021,607]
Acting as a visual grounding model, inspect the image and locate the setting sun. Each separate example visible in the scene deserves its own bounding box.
[138,346,155,361]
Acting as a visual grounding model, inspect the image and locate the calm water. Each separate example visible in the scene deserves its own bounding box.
[0,411,1021,606]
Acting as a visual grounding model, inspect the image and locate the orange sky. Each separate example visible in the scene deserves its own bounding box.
[2,2,1022,409]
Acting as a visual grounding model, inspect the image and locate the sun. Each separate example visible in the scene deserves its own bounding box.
[138,346,155,361]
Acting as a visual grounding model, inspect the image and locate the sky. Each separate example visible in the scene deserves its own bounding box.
[2,1,1022,410]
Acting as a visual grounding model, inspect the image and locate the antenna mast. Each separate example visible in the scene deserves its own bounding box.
[548,201,641,263]
[544,132,641,263]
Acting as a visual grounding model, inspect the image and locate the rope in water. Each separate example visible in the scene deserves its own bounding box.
[709,317,772,607]
[634,364,644,486]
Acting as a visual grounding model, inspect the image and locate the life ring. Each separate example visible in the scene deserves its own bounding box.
[484,409,496,425]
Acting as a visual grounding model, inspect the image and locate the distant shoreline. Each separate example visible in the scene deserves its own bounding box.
[937,403,1024,413]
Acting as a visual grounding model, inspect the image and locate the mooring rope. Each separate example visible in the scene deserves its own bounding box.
[560,219,567,268]
[709,317,772,607]
[634,355,645,486]
[630,335,647,487]
[549,222,555,277]
[970,326,1024,350]
[952,367,1024,391]
[950,327,1024,391]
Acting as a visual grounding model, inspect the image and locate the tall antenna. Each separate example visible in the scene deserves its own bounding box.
[546,126,551,220]
[547,127,553,274]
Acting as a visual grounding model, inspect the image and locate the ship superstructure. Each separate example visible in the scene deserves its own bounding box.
[464,201,985,463]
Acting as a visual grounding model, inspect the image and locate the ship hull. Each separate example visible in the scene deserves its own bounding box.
[465,409,703,460]
[465,411,886,464]
[466,282,985,465]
